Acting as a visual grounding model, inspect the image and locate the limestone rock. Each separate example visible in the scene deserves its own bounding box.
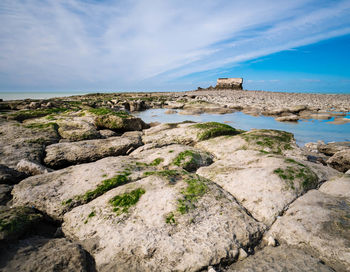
[0,164,27,185]
[275,115,299,122]
[131,144,213,172]
[57,119,101,141]
[0,184,12,205]
[0,237,92,272]
[99,129,117,138]
[319,174,350,197]
[268,190,350,271]
[164,109,177,114]
[226,245,334,272]
[94,113,148,132]
[16,159,52,176]
[62,174,264,271]
[0,120,59,168]
[197,151,327,225]
[142,122,240,146]
[0,206,43,241]
[13,156,147,220]
[318,141,350,156]
[327,149,350,172]
[44,132,142,169]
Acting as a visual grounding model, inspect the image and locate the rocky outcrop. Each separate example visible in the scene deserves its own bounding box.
[268,184,350,271]
[57,118,101,141]
[44,132,143,168]
[226,245,334,272]
[0,237,93,272]
[94,113,148,132]
[327,149,350,172]
[62,173,264,271]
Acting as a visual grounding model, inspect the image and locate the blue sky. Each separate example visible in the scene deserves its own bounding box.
[0,0,350,93]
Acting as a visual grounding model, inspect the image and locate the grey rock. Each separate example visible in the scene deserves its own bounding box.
[275,115,299,122]
[44,133,143,168]
[268,190,350,271]
[98,129,117,138]
[0,237,92,272]
[318,141,350,156]
[16,159,52,176]
[62,174,264,271]
[57,119,101,141]
[327,149,350,172]
[226,245,334,272]
[0,184,12,205]
[94,114,148,132]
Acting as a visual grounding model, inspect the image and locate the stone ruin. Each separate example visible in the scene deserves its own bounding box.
[216,78,243,90]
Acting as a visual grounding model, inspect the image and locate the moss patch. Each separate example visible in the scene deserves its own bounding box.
[144,169,183,183]
[0,207,43,239]
[109,188,146,215]
[24,122,58,131]
[172,150,203,171]
[192,122,239,141]
[84,211,96,224]
[88,108,130,118]
[148,158,164,166]
[273,161,318,191]
[8,108,69,121]
[241,129,294,154]
[81,172,131,203]
[177,176,208,214]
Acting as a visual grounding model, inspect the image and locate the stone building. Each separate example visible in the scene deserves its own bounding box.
[216,78,243,90]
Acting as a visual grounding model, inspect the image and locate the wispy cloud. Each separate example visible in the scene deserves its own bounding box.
[0,0,349,90]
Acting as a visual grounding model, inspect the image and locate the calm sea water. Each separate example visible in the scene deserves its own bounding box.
[135,109,350,146]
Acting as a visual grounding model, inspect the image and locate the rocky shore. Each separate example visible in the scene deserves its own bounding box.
[0,89,350,271]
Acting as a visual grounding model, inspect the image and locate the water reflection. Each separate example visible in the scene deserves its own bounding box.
[135,109,350,146]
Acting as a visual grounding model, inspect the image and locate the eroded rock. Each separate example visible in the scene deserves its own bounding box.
[16,159,52,176]
[327,149,350,172]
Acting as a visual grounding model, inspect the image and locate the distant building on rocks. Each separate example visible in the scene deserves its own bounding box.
[216,78,243,90]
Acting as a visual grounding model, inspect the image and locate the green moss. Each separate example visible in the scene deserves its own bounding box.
[88,108,130,118]
[81,172,130,203]
[109,188,146,215]
[61,198,72,205]
[144,170,183,183]
[149,158,164,166]
[274,163,318,190]
[192,122,239,141]
[165,212,176,225]
[177,177,208,214]
[9,108,69,121]
[172,150,202,171]
[0,207,43,238]
[84,211,96,224]
[241,130,294,154]
[24,122,58,130]
[168,150,174,153]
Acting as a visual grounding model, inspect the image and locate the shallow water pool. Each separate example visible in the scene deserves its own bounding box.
[135,109,350,146]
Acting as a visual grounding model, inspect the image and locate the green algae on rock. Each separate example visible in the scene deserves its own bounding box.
[109,188,146,215]
[192,122,240,140]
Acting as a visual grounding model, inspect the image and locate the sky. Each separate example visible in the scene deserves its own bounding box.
[0,0,350,94]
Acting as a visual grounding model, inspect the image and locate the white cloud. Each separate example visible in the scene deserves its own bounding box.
[0,0,349,90]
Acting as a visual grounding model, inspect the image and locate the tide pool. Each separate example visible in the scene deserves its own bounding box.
[135,109,350,146]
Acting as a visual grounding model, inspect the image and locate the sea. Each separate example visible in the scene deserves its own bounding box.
[1,90,349,146]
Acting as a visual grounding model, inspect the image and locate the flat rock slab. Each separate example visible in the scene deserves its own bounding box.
[63,174,265,272]
[0,237,92,272]
[319,174,350,198]
[197,151,336,225]
[268,189,350,271]
[44,132,142,169]
[225,245,334,272]
[12,156,148,221]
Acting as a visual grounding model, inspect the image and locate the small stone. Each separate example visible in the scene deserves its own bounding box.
[267,236,276,247]
[238,248,248,261]
[208,266,216,272]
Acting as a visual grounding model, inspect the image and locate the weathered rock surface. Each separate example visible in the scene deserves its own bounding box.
[94,113,148,132]
[57,118,101,141]
[98,129,117,138]
[0,120,59,168]
[0,206,43,241]
[0,164,27,185]
[12,156,147,220]
[131,144,213,172]
[44,132,143,168]
[16,159,52,176]
[268,189,350,271]
[0,237,93,272]
[225,245,334,272]
[275,115,299,122]
[318,141,350,156]
[327,149,350,172]
[197,151,333,225]
[0,184,12,205]
[63,174,265,271]
[142,122,240,146]
[319,174,350,198]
